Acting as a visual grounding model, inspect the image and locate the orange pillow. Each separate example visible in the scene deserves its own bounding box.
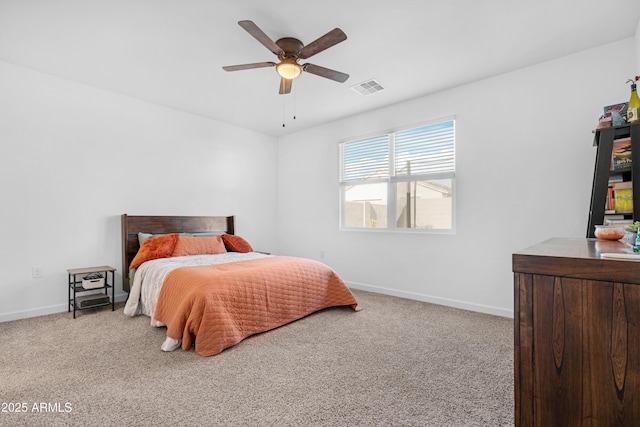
[129,233,178,270]
[172,235,227,257]
[221,234,253,253]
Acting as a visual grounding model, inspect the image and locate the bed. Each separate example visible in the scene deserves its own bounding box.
[121,214,361,356]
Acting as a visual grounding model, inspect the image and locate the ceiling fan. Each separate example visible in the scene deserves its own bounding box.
[222,20,349,95]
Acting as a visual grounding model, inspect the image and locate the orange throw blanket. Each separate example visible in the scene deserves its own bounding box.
[153,256,361,356]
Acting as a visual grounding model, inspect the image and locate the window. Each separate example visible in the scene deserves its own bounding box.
[339,119,455,232]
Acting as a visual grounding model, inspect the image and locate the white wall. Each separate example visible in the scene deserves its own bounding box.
[0,61,278,322]
[636,18,640,71]
[277,38,637,317]
[1,30,637,323]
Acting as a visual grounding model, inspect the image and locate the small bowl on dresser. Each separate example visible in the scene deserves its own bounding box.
[594,225,626,241]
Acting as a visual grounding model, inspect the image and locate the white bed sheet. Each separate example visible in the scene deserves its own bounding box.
[123,252,270,326]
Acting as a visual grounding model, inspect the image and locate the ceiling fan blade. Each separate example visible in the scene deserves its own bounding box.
[222,62,276,72]
[298,28,347,59]
[279,77,292,95]
[302,63,349,83]
[238,20,284,56]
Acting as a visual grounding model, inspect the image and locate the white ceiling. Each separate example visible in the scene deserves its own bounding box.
[1,0,639,136]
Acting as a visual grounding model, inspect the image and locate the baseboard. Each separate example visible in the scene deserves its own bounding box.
[0,292,129,323]
[347,281,514,318]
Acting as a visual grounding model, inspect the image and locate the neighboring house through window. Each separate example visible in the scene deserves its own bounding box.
[339,119,455,232]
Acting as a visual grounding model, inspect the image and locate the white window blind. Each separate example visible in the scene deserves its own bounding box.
[339,119,455,232]
[394,121,455,177]
[339,135,389,183]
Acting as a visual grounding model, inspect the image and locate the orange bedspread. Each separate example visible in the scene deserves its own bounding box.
[153,256,361,356]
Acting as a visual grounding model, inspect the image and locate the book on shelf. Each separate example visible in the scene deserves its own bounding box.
[611,137,632,171]
[613,181,633,214]
[604,218,633,225]
[604,213,625,219]
[606,186,614,211]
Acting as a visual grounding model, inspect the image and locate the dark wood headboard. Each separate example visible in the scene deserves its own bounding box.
[121,214,235,292]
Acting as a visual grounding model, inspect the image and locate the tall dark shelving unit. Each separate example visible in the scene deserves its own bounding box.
[588,122,640,237]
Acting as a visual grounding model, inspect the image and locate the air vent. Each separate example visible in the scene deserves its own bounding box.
[350,79,385,95]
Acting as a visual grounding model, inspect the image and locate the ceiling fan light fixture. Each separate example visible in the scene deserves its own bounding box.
[276,59,302,79]
[223,21,348,94]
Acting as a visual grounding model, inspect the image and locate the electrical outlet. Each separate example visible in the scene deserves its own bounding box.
[32,266,44,278]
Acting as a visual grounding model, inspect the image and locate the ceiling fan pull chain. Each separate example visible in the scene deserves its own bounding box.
[282,98,286,127]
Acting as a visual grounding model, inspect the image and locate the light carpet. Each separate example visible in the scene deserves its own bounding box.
[0,289,513,426]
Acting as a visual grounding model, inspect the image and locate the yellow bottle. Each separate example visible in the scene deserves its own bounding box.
[628,78,640,123]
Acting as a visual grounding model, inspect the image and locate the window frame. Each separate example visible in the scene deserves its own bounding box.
[339,118,456,234]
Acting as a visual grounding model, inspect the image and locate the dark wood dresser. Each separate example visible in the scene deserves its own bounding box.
[513,238,640,426]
